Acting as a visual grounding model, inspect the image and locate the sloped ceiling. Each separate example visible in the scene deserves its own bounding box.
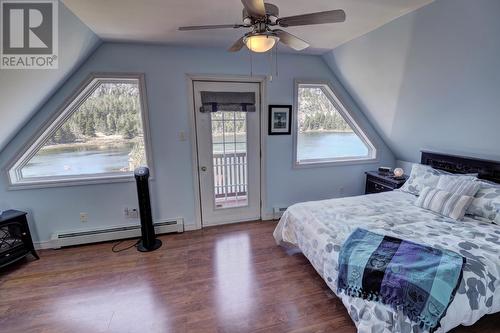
[62,0,433,54]
[0,3,100,152]
[323,0,500,162]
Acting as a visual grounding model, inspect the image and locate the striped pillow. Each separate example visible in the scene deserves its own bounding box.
[436,175,480,196]
[415,186,474,220]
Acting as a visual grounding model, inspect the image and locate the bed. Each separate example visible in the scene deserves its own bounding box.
[273,152,500,333]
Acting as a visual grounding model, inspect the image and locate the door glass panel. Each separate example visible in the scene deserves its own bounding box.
[211,111,248,209]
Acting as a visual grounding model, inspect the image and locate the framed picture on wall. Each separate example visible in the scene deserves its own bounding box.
[268,105,292,135]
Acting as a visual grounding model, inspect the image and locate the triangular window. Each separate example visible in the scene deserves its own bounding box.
[8,74,152,187]
[295,83,376,165]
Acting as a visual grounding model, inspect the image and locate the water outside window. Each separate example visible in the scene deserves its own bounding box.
[297,86,369,162]
[211,111,248,209]
[21,82,147,179]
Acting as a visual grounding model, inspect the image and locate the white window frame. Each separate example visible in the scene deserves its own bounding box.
[293,80,377,168]
[6,73,154,190]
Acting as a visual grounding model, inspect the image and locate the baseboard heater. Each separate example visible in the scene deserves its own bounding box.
[49,218,183,249]
[273,207,288,219]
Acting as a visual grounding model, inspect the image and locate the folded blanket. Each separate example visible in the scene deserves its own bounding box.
[337,228,465,332]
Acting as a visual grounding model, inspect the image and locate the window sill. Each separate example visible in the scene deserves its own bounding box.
[7,173,142,191]
[293,156,378,169]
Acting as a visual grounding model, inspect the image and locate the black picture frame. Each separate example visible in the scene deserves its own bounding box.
[268,105,292,135]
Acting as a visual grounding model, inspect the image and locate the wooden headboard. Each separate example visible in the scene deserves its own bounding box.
[421,151,500,184]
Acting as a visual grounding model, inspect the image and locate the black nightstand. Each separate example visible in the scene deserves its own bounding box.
[365,171,408,194]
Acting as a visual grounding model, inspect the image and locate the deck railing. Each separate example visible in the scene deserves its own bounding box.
[213,152,247,198]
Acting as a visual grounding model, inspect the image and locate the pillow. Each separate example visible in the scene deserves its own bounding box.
[415,186,474,220]
[400,164,450,196]
[495,203,500,225]
[466,181,500,222]
[436,175,480,196]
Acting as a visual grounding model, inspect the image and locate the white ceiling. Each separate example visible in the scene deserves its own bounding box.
[62,0,433,54]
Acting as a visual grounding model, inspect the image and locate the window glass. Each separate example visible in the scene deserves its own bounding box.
[11,78,150,185]
[296,85,373,164]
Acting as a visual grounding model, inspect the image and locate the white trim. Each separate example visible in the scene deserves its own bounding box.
[5,73,154,189]
[261,212,276,221]
[186,74,267,229]
[40,218,183,249]
[294,157,379,168]
[183,224,200,231]
[34,240,54,250]
[201,216,261,227]
[186,77,202,230]
[292,80,378,168]
[8,174,136,191]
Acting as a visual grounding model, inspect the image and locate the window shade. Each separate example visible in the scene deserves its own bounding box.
[200,91,256,113]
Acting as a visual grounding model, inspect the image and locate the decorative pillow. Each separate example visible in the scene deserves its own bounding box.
[415,186,474,220]
[436,175,480,196]
[466,182,500,222]
[495,203,500,225]
[399,164,450,196]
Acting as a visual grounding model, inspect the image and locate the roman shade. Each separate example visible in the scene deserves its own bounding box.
[199,91,256,113]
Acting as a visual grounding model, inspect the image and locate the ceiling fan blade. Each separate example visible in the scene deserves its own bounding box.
[179,24,243,31]
[228,36,246,52]
[241,0,266,18]
[277,10,346,27]
[274,30,309,51]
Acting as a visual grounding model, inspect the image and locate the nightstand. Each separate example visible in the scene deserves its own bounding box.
[365,171,408,194]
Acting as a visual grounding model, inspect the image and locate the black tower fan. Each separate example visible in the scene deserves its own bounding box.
[134,167,162,252]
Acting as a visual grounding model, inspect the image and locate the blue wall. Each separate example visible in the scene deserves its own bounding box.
[0,43,393,245]
[323,0,500,163]
[0,2,100,152]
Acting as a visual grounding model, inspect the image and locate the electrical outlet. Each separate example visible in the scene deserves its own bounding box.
[80,212,88,223]
[129,209,139,219]
[124,207,139,219]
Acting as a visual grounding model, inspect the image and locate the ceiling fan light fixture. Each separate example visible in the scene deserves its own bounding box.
[244,34,279,53]
[179,1,346,53]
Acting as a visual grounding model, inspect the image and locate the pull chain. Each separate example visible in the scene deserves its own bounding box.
[268,43,279,82]
[269,45,273,82]
[275,43,279,78]
[249,48,253,76]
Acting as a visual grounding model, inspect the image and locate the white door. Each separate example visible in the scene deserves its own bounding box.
[194,81,261,226]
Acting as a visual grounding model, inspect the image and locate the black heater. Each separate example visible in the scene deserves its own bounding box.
[134,167,162,252]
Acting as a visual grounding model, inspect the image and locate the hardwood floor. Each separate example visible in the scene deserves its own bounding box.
[1,221,499,333]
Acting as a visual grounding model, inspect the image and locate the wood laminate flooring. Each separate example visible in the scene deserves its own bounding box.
[1,221,498,332]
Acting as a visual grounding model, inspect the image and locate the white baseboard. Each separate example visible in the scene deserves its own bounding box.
[38,218,183,249]
[34,240,55,250]
[183,224,200,231]
[261,212,277,221]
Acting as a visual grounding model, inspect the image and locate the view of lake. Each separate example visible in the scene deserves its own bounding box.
[297,131,368,161]
[22,143,135,178]
[21,132,367,178]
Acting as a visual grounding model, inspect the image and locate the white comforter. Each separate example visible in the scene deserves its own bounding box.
[273,191,500,333]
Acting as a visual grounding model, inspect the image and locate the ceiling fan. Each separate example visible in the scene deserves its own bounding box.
[178,0,346,53]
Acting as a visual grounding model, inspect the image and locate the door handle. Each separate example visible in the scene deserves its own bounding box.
[200,166,207,172]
